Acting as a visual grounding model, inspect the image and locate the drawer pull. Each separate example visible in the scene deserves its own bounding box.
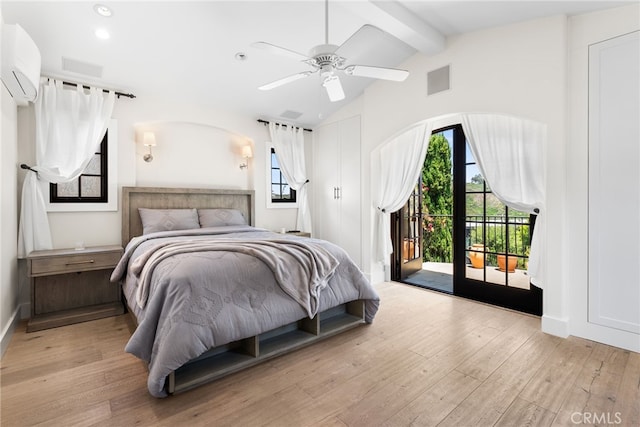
[65,259,95,266]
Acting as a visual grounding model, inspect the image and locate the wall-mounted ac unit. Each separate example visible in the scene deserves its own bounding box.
[1,23,41,106]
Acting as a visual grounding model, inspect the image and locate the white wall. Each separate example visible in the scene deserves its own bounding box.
[566,4,640,351]
[1,10,22,356]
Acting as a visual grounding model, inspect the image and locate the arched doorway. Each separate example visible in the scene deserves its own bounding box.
[390,123,542,315]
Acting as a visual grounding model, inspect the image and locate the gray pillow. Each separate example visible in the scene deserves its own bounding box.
[198,208,247,227]
[138,208,200,234]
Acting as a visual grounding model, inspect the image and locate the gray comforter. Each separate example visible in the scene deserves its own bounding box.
[111,226,379,397]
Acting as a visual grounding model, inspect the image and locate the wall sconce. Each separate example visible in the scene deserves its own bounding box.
[239,145,253,170]
[142,131,156,162]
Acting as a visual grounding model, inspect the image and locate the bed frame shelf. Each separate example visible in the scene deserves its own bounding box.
[168,300,366,395]
[259,329,317,357]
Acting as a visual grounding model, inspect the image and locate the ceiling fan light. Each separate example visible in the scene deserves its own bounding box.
[322,75,345,102]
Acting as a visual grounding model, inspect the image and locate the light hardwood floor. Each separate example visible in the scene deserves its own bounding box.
[1,282,638,426]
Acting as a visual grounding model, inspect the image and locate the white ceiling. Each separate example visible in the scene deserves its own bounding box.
[1,1,632,128]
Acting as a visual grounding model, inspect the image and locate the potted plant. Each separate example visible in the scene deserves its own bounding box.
[468,244,485,268]
[497,254,517,272]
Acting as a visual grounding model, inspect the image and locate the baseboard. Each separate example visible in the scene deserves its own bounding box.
[541,314,570,338]
[571,322,640,353]
[1,305,22,358]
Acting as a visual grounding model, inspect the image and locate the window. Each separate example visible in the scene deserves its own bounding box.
[50,131,108,203]
[45,119,118,212]
[270,147,296,204]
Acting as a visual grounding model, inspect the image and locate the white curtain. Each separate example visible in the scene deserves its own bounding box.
[461,113,547,288]
[18,79,115,256]
[268,122,311,232]
[372,121,433,263]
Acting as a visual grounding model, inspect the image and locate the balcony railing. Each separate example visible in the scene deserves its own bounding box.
[422,214,531,269]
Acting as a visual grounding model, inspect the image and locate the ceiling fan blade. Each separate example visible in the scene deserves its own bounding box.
[258,71,314,91]
[251,41,310,62]
[344,65,409,82]
[322,75,345,102]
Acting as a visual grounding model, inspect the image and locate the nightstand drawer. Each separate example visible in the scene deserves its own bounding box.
[30,249,122,276]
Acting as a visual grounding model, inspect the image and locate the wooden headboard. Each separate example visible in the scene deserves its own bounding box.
[121,186,255,246]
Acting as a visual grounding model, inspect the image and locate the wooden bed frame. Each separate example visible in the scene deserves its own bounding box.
[120,186,366,395]
[121,186,255,247]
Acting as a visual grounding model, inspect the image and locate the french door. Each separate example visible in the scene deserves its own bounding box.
[450,124,541,315]
[391,183,423,280]
[391,125,542,315]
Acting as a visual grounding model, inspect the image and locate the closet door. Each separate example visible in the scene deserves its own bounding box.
[314,123,340,245]
[588,31,640,334]
[337,116,361,268]
[313,116,362,268]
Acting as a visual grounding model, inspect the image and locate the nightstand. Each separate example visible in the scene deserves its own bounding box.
[26,245,124,332]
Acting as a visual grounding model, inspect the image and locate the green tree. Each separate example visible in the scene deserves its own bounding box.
[422,134,453,262]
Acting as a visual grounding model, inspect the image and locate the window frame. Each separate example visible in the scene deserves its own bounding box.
[44,120,118,212]
[50,132,108,203]
[266,145,298,209]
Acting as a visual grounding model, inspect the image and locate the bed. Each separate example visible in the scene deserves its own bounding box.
[111,186,380,397]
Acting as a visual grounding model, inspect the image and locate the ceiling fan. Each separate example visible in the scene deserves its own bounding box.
[252,0,409,102]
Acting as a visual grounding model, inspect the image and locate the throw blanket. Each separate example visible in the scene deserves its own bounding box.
[130,238,339,318]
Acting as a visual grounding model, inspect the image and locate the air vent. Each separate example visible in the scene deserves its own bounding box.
[426,65,450,96]
[62,57,103,78]
[280,110,303,120]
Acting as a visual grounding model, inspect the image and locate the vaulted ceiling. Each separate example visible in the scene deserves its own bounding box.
[1,1,631,127]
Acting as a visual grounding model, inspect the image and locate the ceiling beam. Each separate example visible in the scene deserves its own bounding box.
[341,0,445,55]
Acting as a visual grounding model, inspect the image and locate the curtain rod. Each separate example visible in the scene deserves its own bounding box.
[60,80,136,99]
[42,76,136,99]
[257,119,312,132]
[20,164,38,175]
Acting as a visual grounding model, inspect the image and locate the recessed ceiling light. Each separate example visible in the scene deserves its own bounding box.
[95,28,110,40]
[94,4,112,17]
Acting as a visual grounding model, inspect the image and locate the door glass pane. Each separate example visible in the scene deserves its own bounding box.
[464,142,530,290]
[402,185,421,263]
[423,131,453,265]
